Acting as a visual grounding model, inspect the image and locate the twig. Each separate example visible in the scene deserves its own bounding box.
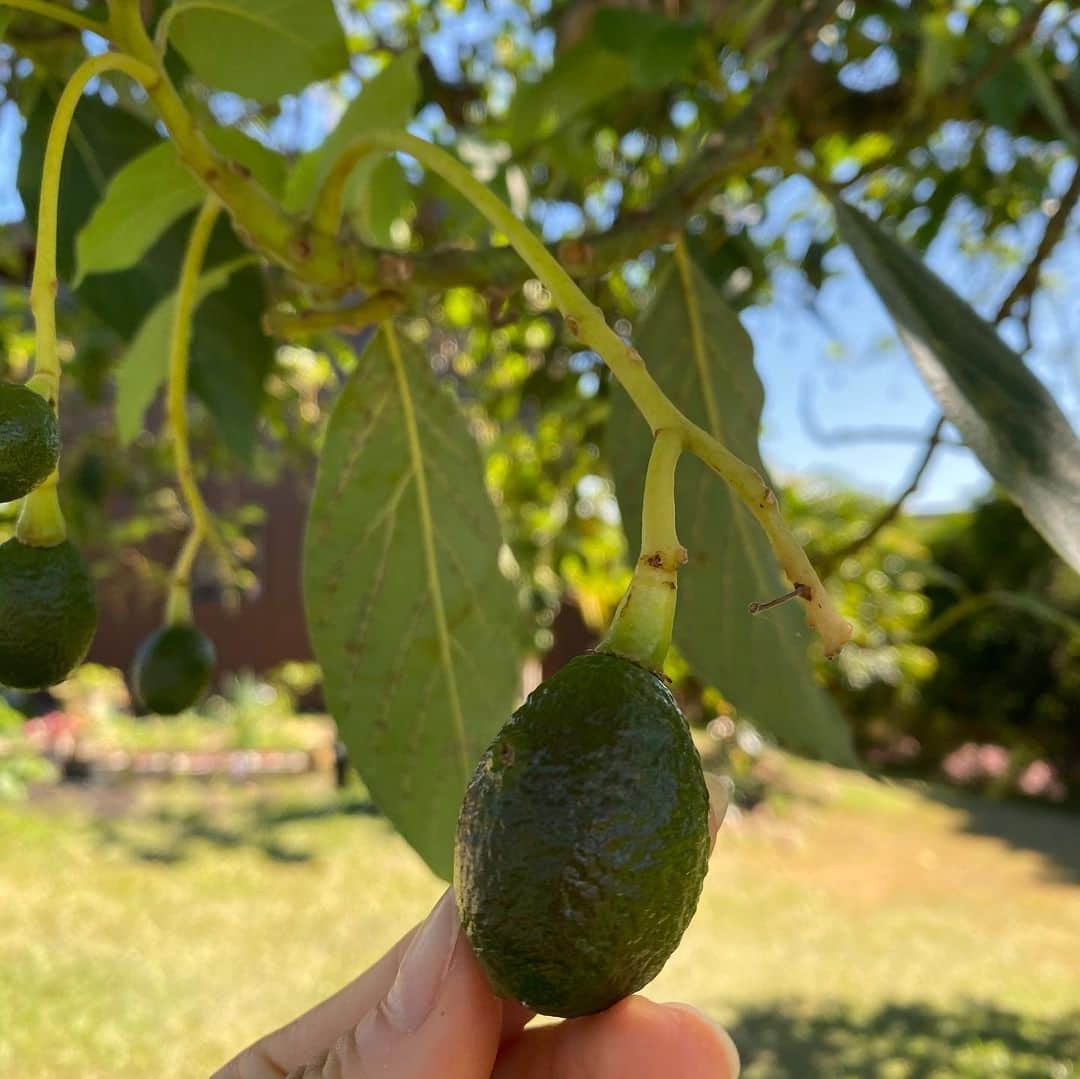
[799,383,961,447]
[818,416,946,576]
[994,162,1080,328]
[262,292,404,338]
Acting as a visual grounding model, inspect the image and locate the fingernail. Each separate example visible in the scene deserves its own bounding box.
[667,1004,741,1078]
[382,889,460,1033]
[704,772,732,848]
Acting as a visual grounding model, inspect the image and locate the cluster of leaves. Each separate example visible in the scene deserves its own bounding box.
[1,0,1078,874]
[783,485,1080,793]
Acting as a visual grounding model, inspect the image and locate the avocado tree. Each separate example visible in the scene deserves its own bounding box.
[0,0,1078,885]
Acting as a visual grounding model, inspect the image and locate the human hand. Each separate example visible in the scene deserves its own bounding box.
[214,779,736,1079]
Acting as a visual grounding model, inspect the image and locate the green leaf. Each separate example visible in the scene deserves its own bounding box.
[167,0,348,102]
[976,57,1033,129]
[591,8,700,90]
[303,329,523,880]
[608,255,854,764]
[74,141,203,284]
[505,42,635,151]
[834,200,1080,574]
[114,255,251,445]
[283,51,421,214]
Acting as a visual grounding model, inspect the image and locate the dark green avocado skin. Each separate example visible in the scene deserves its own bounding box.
[454,651,710,1018]
[0,383,60,503]
[132,624,216,715]
[0,539,96,689]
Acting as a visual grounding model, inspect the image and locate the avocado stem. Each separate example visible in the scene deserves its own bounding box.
[20,52,158,552]
[16,478,67,547]
[162,194,235,627]
[599,429,686,670]
[165,527,201,626]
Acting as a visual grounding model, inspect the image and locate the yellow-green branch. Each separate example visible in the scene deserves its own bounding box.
[0,0,112,38]
[16,51,158,548]
[312,130,852,656]
[165,195,229,623]
[27,51,158,402]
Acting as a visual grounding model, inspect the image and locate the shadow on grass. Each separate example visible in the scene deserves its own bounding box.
[93,789,379,865]
[731,999,1080,1078]
[928,788,1080,885]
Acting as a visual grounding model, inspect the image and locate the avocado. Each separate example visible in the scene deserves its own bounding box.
[131,623,215,715]
[0,538,96,689]
[454,651,710,1018]
[0,383,60,503]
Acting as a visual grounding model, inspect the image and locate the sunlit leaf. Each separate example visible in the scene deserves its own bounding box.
[75,141,203,284]
[609,253,855,763]
[167,0,348,102]
[835,200,1080,574]
[303,328,524,879]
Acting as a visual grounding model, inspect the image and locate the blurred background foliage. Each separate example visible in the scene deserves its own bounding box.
[0,0,1078,800]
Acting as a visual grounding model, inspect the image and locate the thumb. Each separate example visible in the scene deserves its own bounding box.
[313,889,504,1078]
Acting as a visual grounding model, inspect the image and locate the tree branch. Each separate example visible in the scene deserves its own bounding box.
[817,416,946,576]
[109,0,842,297]
[799,383,961,447]
[994,162,1080,327]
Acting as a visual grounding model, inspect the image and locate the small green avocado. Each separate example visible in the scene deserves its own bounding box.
[454,651,710,1018]
[131,623,215,715]
[0,383,60,504]
[0,538,97,689]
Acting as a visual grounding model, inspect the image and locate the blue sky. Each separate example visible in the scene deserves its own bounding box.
[1,10,1077,514]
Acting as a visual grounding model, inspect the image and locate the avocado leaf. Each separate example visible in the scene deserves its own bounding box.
[166,0,348,102]
[834,199,1080,574]
[303,328,524,879]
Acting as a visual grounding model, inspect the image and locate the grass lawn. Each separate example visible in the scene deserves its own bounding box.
[0,758,1077,1077]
